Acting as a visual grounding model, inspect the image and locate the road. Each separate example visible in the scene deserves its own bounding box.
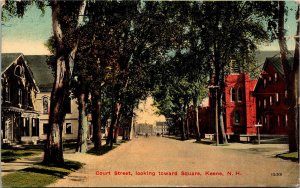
[49,136,299,187]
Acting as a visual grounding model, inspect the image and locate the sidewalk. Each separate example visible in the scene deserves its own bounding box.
[163,135,289,158]
[1,153,44,176]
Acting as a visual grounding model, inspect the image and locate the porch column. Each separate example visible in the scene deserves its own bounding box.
[29,118,32,137]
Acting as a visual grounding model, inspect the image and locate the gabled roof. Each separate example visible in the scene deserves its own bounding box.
[1,53,23,73]
[253,55,294,93]
[1,53,55,92]
[24,55,54,92]
[1,53,40,92]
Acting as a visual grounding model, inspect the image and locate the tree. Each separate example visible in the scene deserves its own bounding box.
[277,1,299,153]
[2,0,87,165]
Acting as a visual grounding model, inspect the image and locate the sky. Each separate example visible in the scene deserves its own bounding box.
[1,1,299,55]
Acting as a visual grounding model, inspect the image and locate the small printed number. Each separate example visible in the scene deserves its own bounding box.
[271,173,282,176]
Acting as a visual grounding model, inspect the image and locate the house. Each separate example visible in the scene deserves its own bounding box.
[1,53,40,144]
[24,55,79,141]
[1,53,80,144]
[253,56,292,135]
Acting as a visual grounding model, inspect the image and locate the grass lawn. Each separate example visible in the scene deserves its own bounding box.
[2,160,84,187]
[277,152,299,162]
[1,149,42,163]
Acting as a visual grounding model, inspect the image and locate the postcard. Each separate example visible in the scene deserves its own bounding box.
[1,1,299,187]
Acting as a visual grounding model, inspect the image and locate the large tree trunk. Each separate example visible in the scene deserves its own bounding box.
[294,6,299,157]
[186,105,190,139]
[76,91,88,153]
[277,1,298,152]
[193,98,201,142]
[219,93,228,144]
[91,91,102,150]
[106,102,121,147]
[113,113,122,143]
[43,0,86,165]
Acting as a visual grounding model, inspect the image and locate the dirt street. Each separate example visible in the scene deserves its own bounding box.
[49,136,299,187]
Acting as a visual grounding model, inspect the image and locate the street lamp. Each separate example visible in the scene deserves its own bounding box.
[208,85,220,146]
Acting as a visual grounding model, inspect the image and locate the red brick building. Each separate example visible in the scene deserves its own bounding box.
[253,57,292,135]
[224,73,257,136]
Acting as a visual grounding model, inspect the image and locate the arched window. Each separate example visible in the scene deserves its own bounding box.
[231,88,236,102]
[42,96,49,114]
[234,111,240,124]
[237,88,242,102]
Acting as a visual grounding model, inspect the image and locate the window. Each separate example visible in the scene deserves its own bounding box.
[263,79,267,88]
[233,111,240,125]
[22,118,29,136]
[5,87,10,102]
[32,118,39,136]
[276,93,280,103]
[264,116,267,125]
[264,99,267,109]
[274,73,278,82]
[237,88,242,102]
[43,123,48,134]
[285,90,288,99]
[42,96,49,114]
[65,97,71,113]
[285,114,288,126]
[269,96,273,106]
[258,100,261,108]
[277,115,280,127]
[66,123,72,134]
[268,76,272,83]
[231,88,236,102]
[18,89,23,105]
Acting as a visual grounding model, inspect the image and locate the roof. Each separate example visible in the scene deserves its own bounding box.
[1,53,54,92]
[24,55,54,92]
[263,56,294,76]
[253,55,294,93]
[1,53,22,73]
[1,53,40,92]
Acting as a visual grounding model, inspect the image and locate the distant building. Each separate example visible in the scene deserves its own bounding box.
[253,56,292,135]
[135,123,154,135]
[155,121,168,135]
